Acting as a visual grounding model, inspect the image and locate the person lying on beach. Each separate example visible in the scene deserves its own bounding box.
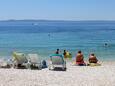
[75,50,86,66]
[88,53,98,63]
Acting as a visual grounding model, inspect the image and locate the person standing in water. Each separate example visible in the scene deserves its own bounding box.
[55,49,60,54]
[63,50,67,59]
[63,50,72,59]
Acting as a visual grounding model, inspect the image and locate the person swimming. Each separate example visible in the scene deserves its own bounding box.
[104,43,108,47]
[48,33,50,37]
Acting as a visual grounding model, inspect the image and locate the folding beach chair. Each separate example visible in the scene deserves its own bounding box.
[49,54,66,71]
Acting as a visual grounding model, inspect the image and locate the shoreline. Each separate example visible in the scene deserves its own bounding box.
[0,61,115,86]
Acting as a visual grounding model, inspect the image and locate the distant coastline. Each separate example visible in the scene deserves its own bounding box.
[0,19,115,22]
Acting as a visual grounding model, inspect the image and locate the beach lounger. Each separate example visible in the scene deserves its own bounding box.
[49,54,66,71]
[12,52,28,68]
[27,54,42,69]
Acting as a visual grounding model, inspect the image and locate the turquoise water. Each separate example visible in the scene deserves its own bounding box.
[0,20,115,61]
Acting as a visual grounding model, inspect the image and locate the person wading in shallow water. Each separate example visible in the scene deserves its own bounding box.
[55,49,60,54]
[63,50,67,59]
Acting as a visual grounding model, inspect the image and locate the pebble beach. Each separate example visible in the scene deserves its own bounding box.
[0,61,115,86]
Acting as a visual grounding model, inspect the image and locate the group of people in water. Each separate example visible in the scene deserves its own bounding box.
[55,49,72,59]
[55,49,99,66]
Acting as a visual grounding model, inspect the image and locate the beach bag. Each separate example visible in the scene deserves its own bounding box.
[42,60,47,68]
[72,61,86,66]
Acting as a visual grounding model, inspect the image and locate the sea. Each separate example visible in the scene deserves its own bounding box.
[0,20,115,61]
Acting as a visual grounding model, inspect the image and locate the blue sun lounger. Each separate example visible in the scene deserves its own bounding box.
[49,54,66,71]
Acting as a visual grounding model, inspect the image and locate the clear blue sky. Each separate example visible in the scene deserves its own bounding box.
[0,0,115,20]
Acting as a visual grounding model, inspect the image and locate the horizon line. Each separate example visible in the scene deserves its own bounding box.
[0,19,115,22]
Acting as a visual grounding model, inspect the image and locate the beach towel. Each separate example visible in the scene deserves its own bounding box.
[72,61,86,66]
[87,63,101,66]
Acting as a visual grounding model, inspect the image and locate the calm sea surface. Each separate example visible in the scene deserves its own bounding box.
[0,20,115,61]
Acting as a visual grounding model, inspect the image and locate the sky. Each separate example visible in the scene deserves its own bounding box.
[0,0,115,20]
